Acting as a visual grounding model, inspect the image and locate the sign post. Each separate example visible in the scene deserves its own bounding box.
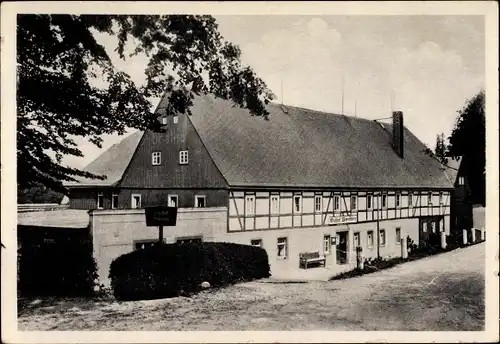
[145,206,178,243]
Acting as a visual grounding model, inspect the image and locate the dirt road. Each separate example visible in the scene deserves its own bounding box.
[18,243,485,331]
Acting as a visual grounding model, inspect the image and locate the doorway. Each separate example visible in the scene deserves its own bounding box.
[336,231,348,265]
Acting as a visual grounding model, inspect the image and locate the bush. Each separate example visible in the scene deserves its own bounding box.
[18,237,98,297]
[109,242,271,301]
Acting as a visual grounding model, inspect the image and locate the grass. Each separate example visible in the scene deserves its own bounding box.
[18,243,485,331]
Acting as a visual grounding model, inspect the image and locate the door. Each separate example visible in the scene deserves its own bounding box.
[336,231,348,265]
[419,216,442,249]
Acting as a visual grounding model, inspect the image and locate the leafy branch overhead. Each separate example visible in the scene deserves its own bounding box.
[17,14,275,193]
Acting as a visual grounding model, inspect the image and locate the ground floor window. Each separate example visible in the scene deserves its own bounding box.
[134,240,156,250]
[323,235,331,255]
[367,231,374,247]
[395,227,401,244]
[112,194,118,209]
[277,237,288,259]
[354,232,360,248]
[251,239,263,248]
[176,237,203,244]
[168,194,178,207]
[97,192,104,209]
[379,229,386,246]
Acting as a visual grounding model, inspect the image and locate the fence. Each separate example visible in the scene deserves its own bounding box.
[17,203,70,213]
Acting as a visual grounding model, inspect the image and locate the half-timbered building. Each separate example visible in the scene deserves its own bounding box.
[66,93,456,277]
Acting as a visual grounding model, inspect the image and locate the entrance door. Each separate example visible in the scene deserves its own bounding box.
[419,216,442,248]
[336,231,348,265]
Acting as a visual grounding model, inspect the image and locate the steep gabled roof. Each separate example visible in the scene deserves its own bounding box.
[186,94,455,189]
[64,130,144,187]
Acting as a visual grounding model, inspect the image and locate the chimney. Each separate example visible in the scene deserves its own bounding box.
[392,111,404,158]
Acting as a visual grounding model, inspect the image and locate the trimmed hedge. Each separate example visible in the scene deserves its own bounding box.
[109,242,271,301]
[18,237,98,297]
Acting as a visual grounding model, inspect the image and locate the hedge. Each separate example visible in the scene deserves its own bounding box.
[18,236,98,297]
[109,242,271,301]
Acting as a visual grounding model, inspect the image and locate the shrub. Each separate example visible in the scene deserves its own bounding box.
[18,237,98,297]
[109,242,271,301]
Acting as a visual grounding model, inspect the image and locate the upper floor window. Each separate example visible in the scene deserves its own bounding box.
[179,150,189,165]
[173,116,179,124]
[367,195,373,209]
[97,192,104,209]
[315,195,322,212]
[458,176,465,185]
[168,194,178,208]
[270,195,280,214]
[408,192,413,207]
[350,195,357,211]
[396,193,401,208]
[334,195,340,211]
[131,194,142,209]
[428,192,432,206]
[245,195,255,215]
[111,193,118,209]
[195,195,206,208]
[152,151,161,165]
[161,117,167,125]
[439,192,444,205]
[293,195,302,213]
[382,194,388,208]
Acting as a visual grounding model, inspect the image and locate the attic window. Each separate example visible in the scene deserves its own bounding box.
[162,117,167,125]
[179,150,189,165]
[152,152,161,165]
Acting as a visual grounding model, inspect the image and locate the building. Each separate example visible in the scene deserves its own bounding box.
[65,93,456,282]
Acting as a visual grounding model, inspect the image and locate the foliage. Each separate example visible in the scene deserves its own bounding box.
[17,15,274,193]
[18,234,98,297]
[434,133,448,165]
[17,182,65,204]
[109,242,271,301]
[447,90,485,205]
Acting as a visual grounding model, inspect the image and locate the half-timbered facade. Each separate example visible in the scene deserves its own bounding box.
[66,93,456,276]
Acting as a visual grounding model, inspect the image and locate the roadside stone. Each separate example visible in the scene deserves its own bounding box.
[201,281,210,289]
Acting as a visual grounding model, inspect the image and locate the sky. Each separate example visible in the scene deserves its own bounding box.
[64,15,485,169]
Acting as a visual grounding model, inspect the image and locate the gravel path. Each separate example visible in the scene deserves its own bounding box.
[18,243,485,331]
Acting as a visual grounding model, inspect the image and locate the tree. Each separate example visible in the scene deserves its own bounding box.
[17,15,274,194]
[17,183,65,204]
[434,133,448,165]
[447,90,485,205]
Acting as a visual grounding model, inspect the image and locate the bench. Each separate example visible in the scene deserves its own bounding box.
[299,252,326,270]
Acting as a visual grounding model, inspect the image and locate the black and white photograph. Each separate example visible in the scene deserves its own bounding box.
[1,1,498,343]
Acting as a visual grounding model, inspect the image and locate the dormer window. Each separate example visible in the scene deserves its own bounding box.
[152,152,161,165]
[179,150,189,164]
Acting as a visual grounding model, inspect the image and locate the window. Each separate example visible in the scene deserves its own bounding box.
[131,194,142,209]
[277,237,288,259]
[111,194,118,209]
[439,192,444,205]
[251,239,263,248]
[408,192,413,207]
[179,150,189,164]
[367,231,374,247]
[430,222,436,233]
[177,237,202,244]
[367,195,373,209]
[162,117,167,125]
[323,235,331,254]
[293,195,302,213]
[396,228,401,245]
[173,116,179,124]
[195,195,206,208]
[152,151,161,165]
[458,176,465,185]
[315,196,322,212]
[396,193,401,208]
[428,192,432,206]
[97,192,104,209]
[354,232,360,248]
[168,194,178,208]
[135,241,156,250]
[423,222,428,232]
[382,194,387,208]
[334,195,340,211]
[271,195,280,214]
[350,195,357,211]
[379,229,386,246]
[245,195,255,215]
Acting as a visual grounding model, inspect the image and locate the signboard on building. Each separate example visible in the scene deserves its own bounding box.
[328,214,357,225]
[145,206,177,227]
